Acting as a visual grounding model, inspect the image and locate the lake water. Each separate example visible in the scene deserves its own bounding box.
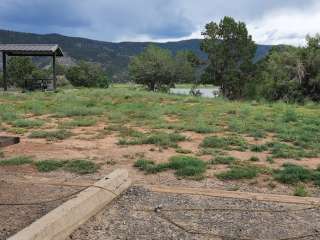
[170,88,220,98]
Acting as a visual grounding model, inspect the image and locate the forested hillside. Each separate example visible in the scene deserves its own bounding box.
[0,29,272,82]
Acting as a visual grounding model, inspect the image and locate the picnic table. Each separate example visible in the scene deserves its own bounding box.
[0,136,20,148]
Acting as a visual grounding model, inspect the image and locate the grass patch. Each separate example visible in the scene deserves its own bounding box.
[60,118,97,128]
[0,156,33,166]
[169,156,207,178]
[294,184,308,197]
[64,160,98,174]
[210,156,237,165]
[176,148,192,154]
[11,119,44,128]
[29,130,72,141]
[282,108,299,122]
[55,105,104,117]
[216,164,263,180]
[134,159,156,172]
[266,156,275,164]
[201,136,226,148]
[134,155,207,179]
[250,144,268,152]
[268,142,317,159]
[201,135,248,150]
[273,164,313,184]
[35,160,67,172]
[119,132,186,148]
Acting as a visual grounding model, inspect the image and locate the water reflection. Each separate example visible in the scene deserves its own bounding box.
[170,88,220,98]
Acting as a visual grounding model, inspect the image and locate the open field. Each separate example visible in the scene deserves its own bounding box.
[1,86,320,238]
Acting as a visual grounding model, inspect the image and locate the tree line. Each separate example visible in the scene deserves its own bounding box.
[1,16,319,102]
[129,16,320,102]
[0,58,110,89]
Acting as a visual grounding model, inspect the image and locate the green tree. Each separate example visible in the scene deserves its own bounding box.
[301,34,320,101]
[66,61,110,88]
[129,45,175,91]
[257,46,303,102]
[7,57,36,88]
[174,51,197,83]
[201,16,257,99]
[258,34,320,102]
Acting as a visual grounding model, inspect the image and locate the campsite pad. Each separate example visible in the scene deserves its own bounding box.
[70,186,320,240]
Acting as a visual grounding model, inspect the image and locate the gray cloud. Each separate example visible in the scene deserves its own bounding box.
[0,0,318,44]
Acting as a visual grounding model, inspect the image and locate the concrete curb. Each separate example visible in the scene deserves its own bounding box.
[9,169,131,240]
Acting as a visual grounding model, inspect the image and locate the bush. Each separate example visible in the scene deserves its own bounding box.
[66,61,110,88]
[7,57,36,88]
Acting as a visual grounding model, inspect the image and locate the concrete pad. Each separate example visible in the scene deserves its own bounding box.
[9,169,131,240]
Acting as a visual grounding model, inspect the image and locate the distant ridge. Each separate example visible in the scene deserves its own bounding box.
[0,29,272,82]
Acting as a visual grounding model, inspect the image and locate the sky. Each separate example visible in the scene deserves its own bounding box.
[0,0,319,45]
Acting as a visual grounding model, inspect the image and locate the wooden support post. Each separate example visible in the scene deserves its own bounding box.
[2,52,7,91]
[52,53,56,91]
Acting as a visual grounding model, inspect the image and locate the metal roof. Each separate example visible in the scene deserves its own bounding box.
[0,44,63,56]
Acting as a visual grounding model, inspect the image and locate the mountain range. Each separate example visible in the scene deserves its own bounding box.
[0,30,272,82]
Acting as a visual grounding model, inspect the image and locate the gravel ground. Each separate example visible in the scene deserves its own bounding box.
[70,186,320,240]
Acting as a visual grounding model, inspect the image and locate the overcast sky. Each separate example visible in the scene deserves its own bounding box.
[0,0,319,45]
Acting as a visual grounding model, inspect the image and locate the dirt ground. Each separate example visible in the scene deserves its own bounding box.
[70,186,320,240]
[1,125,320,239]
